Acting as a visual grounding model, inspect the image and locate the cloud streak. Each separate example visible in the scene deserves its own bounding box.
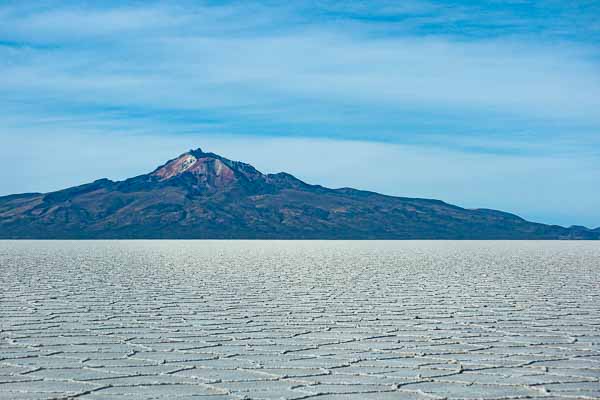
[0,2,598,135]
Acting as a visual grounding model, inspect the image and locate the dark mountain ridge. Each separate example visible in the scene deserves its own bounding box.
[0,148,597,239]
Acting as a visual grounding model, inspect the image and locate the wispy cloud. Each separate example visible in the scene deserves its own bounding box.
[1,2,598,133]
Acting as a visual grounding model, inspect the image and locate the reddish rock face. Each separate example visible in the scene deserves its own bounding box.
[188,157,236,187]
[153,154,198,180]
[152,153,237,187]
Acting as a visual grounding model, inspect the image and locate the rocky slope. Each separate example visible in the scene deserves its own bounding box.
[0,148,597,239]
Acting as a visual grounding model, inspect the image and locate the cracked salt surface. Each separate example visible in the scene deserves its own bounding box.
[0,240,599,400]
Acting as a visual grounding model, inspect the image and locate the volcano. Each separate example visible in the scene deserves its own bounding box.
[0,148,597,239]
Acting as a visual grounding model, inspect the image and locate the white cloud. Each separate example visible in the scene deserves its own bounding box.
[0,3,598,123]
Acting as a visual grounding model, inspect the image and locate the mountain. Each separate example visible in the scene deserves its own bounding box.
[0,148,598,239]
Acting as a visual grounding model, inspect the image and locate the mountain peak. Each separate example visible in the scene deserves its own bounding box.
[150,148,264,189]
[151,149,234,184]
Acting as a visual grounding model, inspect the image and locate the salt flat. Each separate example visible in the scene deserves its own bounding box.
[0,241,599,400]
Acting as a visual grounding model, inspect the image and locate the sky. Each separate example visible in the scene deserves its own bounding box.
[1,0,599,227]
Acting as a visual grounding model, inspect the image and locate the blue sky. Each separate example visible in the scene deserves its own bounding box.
[1,0,599,227]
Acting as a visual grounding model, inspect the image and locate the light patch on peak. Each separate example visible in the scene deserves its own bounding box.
[178,154,198,173]
[213,158,226,176]
[153,153,198,180]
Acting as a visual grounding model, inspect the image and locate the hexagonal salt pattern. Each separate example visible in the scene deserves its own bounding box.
[0,240,599,400]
